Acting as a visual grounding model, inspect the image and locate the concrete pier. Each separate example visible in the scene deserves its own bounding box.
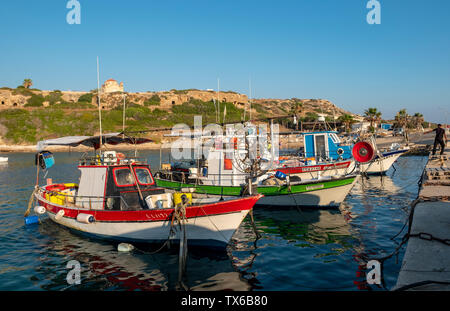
[393,147,450,290]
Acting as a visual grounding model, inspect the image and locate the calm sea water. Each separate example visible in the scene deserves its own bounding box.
[0,151,427,291]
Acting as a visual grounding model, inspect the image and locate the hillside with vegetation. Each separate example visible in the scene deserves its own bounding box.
[0,84,358,146]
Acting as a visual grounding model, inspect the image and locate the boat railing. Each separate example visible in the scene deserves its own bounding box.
[39,187,131,210]
[284,150,353,162]
[78,155,148,166]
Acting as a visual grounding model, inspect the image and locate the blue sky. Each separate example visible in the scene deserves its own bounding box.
[0,0,449,123]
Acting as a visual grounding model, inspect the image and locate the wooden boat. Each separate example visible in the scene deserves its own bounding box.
[277,131,407,177]
[29,134,262,248]
[155,174,358,208]
[359,148,409,175]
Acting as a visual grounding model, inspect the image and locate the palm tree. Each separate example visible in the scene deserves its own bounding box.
[338,114,356,133]
[290,99,303,130]
[364,108,382,131]
[395,109,410,141]
[413,113,424,130]
[395,109,408,128]
[22,79,33,89]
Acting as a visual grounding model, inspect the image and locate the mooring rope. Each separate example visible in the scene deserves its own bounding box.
[24,186,38,217]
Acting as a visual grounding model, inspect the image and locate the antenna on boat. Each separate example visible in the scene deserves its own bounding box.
[97,56,103,151]
[217,78,220,124]
[122,91,126,138]
[249,78,252,121]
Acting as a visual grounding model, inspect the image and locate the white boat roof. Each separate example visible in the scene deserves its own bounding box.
[36,133,152,151]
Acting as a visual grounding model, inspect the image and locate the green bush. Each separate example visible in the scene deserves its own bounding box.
[24,94,45,107]
[77,93,93,103]
[143,94,161,106]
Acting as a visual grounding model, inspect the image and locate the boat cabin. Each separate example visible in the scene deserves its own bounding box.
[76,152,166,210]
[303,131,352,162]
[36,134,172,211]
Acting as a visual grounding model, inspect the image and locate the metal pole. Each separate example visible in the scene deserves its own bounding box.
[97,56,103,150]
[217,78,220,124]
[122,92,126,135]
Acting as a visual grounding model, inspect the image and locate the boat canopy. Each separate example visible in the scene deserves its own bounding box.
[36,133,152,151]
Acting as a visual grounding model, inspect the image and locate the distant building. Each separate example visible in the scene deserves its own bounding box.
[101,79,124,93]
[381,123,393,130]
[352,121,371,133]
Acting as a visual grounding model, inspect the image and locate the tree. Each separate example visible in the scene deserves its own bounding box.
[22,79,33,89]
[364,108,382,129]
[394,109,408,128]
[290,99,303,130]
[395,109,410,141]
[338,114,356,133]
[412,112,424,130]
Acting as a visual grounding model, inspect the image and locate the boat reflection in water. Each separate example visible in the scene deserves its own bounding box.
[358,175,402,193]
[35,217,252,291]
[229,206,362,290]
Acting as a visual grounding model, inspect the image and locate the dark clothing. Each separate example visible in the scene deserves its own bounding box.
[433,127,445,141]
[432,127,446,155]
[432,139,445,155]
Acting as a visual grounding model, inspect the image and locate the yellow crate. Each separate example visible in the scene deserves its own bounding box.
[173,192,192,206]
[50,195,66,205]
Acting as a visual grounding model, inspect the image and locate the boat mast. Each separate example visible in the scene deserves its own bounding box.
[249,78,252,121]
[217,78,220,124]
[122,91,126,137]
[97,56,103,151]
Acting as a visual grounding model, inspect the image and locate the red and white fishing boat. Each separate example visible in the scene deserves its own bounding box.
[275,159,355,179]
[28,134,262,248]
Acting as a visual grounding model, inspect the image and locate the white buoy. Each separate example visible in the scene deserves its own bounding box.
[34,206,46,215]
[54,209,65,221]
[117,243,135,252]
[76,213,95,224]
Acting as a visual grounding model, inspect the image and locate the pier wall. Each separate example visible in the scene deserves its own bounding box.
[393,147,450,290]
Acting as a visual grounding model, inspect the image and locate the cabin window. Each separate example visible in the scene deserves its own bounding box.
[134,167,154,185]
[330,133,339,144]
[113,168,135,187]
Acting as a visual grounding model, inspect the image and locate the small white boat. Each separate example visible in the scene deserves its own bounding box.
[360,148,409,175]
[0,157,8,163]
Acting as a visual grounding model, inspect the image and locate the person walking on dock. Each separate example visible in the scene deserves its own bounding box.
[426,124,447,155]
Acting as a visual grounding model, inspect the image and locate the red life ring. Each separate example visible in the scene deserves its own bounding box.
[352,142,374,163]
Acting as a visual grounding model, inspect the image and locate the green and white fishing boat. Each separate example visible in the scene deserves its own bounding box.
[155,173,357,208]
[154,123,357,208]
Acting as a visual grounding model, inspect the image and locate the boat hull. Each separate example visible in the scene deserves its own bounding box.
[360,149,407,175]
[156,175,358,208]
[275,160,355,179]
[36,191,260,248]
[256,177,358,207]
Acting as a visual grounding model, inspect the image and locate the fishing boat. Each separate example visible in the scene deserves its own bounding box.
[277,131,408,176]
[27,134,262,248]
[0,156,8,163]
[275,131,356,179]
[359,146,409,175]
[154,127,358,208]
